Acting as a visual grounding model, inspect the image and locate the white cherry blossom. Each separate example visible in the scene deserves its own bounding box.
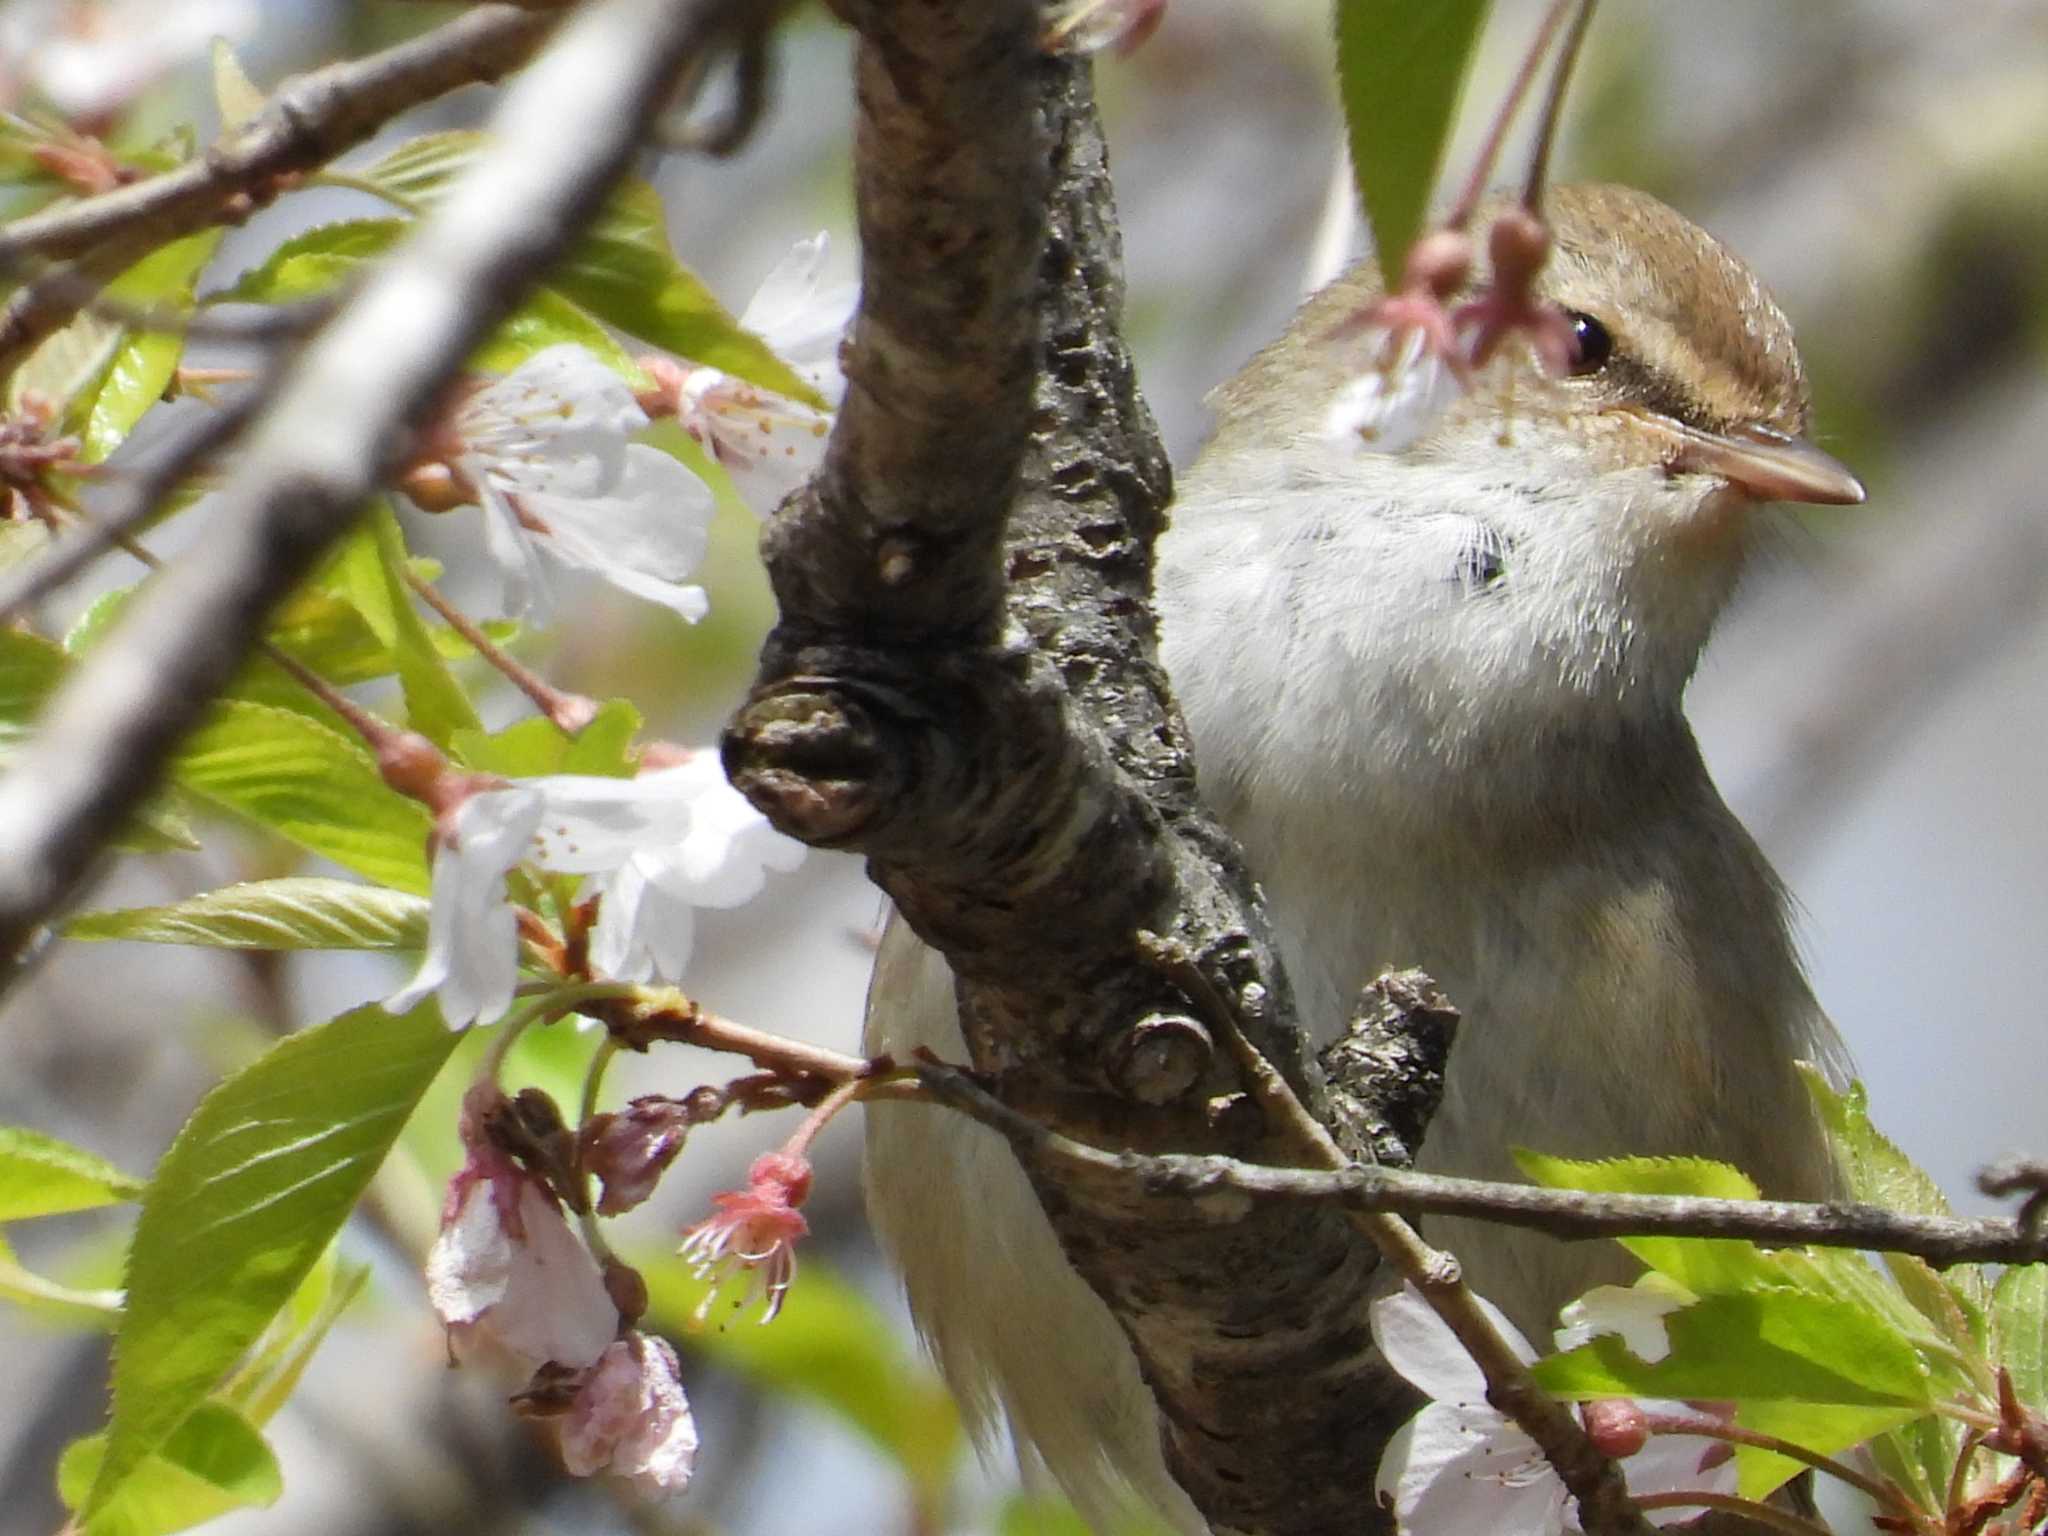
[385,786,546,1031]
[429,345,714,622]
[1371,1284,1736,1534]
[385,757,804,1030]
[428,1169,617,1373]
[585,755,806,985]
[425,1084,617,1372]
[658,234,857,516]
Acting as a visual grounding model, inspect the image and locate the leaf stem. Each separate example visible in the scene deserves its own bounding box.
[1633,1491,1834,1536]
[1641,1412,1913,1516]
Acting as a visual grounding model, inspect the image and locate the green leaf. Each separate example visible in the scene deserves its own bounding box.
[61,1402,282,1536]
[1864,1411,1949,1515]
[450,698,641,778]
[1800,1068,1953,1218]
[1800,1068,1994,1327]
[0,519,51,572]
[210,39,266,129]
[466,284,643,381]
[353,129,485,208]
[640,1254,962,1505]
[0,628,198,851]
[1333,0,1491,283]
[353,502,482,742]
[64,878,428,952]
[222,1255,370,1427]
[0,1126,142,1219]
[1996,1263,2048,1410]
[81,229,226,463]
[356,133,812,400]
[0,1232,124,1327]
[212,218,402,304]
[87,1000,459,1516]
[1534,1289,1933,1408]
[1513,1149,1777,1295]
[555,178,821,404]
[169,700,432,893]
[0,620,69,747]
[5,301,121,421]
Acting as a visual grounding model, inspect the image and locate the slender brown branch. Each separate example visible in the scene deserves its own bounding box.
[0,7,555,375]
[915,1059,2048,1272]
[1641,1411,1913,1515]
[1633,1491,1836,1536]
[0,0,764,962]
[0,6,554,270]
[1521,0,1598,209]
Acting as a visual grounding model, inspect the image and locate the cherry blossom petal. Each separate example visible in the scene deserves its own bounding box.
[1555,1284,1688,1364]
[511,444,713,622]
[523,774,700,876]
[737,233,856,400]
[558,1333,698,1495]
[1379,1405,1571,1536]
[1371,1283,1537,1406]
[657,756,807,907]
[427,1178,616,1372]
[433,346,716,622]
[386,787,546,1030]
[589,851,698,984]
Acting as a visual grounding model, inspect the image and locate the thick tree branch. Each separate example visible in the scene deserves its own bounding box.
[0,0,758,961]
[726,8,1455,1531]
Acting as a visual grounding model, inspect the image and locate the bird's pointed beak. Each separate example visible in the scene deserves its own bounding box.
[1662,420,1866,507]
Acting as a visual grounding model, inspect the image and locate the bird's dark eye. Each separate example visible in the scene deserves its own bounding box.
[1565,310,1612,375]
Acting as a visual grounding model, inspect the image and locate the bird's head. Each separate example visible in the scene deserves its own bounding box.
[1190,183,1862,765]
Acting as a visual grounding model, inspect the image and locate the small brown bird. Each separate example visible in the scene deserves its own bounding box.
[864,184,1861,1533]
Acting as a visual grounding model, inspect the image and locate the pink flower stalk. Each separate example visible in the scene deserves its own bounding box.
[555,1333,699,1496]
[678,1150,812,1324]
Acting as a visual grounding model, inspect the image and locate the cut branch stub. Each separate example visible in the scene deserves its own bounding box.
[722,677,898,847]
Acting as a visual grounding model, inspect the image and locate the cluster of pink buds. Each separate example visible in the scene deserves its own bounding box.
[427,1080,819,1497]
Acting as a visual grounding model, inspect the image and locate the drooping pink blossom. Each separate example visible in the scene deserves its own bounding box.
[678,1150,812,1324]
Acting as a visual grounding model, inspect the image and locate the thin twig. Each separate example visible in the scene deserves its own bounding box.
[914,1059,2048,1279]
[0,6,556,270]
[916,1033,1657,1536]
[1521,0,1598,209]
[405,570,597,733]
[1445,0,1574,228]
[1632,1491,1836,1536]
[0,0,766,964]
[0,397,255,622]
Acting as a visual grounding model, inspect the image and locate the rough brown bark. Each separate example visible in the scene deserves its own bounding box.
[725,10,1414,1530]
